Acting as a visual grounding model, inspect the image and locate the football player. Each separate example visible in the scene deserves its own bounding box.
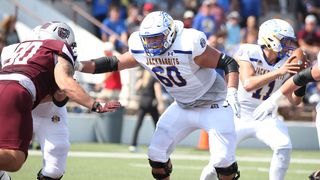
[228,19,303,180]
[78,11,240,180]
[253,52,320,180]
[0,21,121,179]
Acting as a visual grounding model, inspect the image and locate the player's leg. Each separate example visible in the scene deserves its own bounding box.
[199,105,239,180]
[0,171,11,180]
[34,104,70,179]
[148,102,197,180]
[309,102,320,180]
[316,102,320,148]
[0,82,33,172]
[256,117,292,180]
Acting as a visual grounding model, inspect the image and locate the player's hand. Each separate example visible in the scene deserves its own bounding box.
[223,87,240,118]
[91,101,121,113]
[253,98,278,121]
[279,57,301,75]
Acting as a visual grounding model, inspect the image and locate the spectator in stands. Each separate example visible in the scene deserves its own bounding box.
[210,1,226,33]
[241,15,258,44]
[86,0,112,37]
[129,68,165,152]
[192,0,217,38]
[0,15,20,46]
[101,4,128,53]
[96,42,122,101]
[142,2,154,17]
[215,0,232,13]
[207,33,226,52]
[297,14,320,61]
[296,0,320,28]
[126,3,142,35]
[225,11,241,55]
[183,10,194,28]
[231,0,267,28]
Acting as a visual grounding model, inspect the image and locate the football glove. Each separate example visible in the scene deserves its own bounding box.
[223,87,240,118]
[91,101,121,113]
[253,90,283,121]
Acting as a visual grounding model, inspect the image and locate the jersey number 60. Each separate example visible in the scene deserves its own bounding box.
[152,66,187,87]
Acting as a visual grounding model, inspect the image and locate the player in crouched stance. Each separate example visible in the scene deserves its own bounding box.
[78,11,240,180]
[0,22,121,179]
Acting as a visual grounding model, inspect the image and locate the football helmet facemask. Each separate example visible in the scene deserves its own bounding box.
[139,11,177,56]
[258,19,296,58]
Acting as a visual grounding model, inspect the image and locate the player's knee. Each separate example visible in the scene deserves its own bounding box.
[215,162,240,180]
[37,169,63,180]
[4,150,26,172]
[148,159,172,179]
[273,148,291,168]
[148,147,167,163]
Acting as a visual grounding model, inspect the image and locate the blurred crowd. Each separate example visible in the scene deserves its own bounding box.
[1,0,320,121]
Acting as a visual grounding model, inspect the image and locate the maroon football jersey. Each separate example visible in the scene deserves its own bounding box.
[0,39,76,108]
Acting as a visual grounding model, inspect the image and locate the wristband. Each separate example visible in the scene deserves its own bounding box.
[52,96,69,107]
[91,101,102,112]
[294,85,306,97]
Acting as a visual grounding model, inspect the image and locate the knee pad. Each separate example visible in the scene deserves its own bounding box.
[37,169,62,180]
[309,170,320,180]
[215,162,240,180]
[148,159,172,180]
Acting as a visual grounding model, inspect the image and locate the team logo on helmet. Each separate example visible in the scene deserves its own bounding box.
[58,27,70,40]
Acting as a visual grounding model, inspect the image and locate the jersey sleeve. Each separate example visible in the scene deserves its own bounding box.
[191,30,207,59]
[235,44,251,62]
[1,43,19,66]
[128,31,144,54]
[42,39,76,67]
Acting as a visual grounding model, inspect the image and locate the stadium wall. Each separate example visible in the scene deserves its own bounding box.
[68,113,319,150]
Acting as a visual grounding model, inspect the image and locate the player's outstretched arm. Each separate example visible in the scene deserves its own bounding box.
[54,56,121,112]
[76,52,139,73]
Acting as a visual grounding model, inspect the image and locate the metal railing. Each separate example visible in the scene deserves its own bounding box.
[10,0,128,47]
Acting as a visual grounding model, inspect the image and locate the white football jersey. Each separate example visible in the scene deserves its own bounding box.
[128,21,226,106]
[236,44,290,118]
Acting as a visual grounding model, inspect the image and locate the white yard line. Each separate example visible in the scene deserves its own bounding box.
[28,150,320,164]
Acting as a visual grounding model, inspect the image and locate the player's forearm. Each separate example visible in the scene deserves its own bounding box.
[225,72,239,89]
[58,77,95,109]
[243,70,282,91]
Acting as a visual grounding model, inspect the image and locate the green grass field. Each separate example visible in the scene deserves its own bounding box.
[9,143,320,180]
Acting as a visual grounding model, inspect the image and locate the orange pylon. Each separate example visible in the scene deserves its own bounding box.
[197,130,209,150]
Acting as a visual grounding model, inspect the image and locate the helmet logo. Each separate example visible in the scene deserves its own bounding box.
[58,27,70,39]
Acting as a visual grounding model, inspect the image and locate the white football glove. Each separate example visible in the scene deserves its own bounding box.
[223,87,240,118]
[253,90,283,121]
